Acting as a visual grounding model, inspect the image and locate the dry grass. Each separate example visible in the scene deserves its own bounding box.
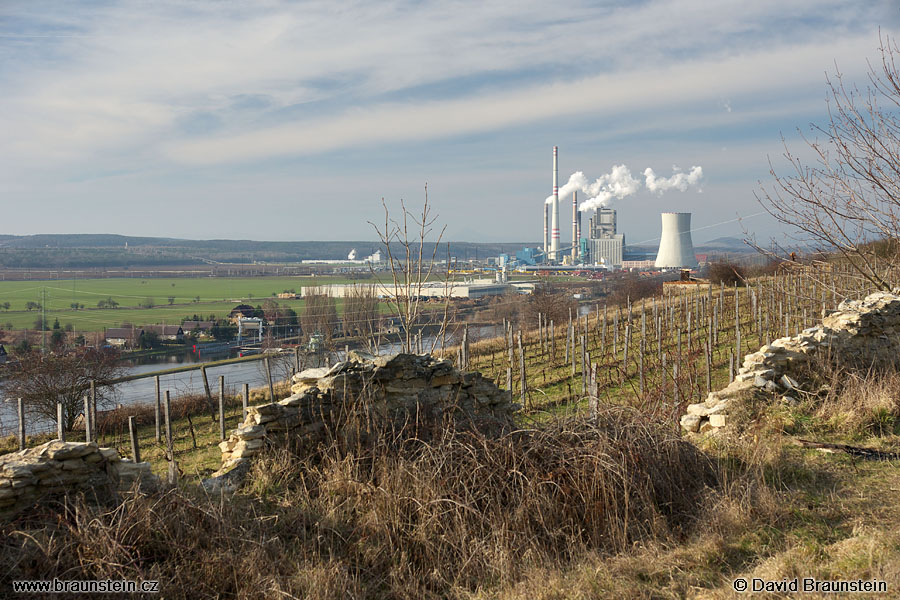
[0,406,717,599]
[5,361,900,598]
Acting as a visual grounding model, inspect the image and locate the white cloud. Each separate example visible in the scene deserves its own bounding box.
[0,0,896,240]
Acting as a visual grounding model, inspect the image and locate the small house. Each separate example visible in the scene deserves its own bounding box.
[105,327,144,348]
[143,325,184,342]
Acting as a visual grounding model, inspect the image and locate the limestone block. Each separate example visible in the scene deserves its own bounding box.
[680,414,701,433]
[686,403,710,417]
[98,448,121,462]
[292,367,330,383]
[2,462,37,479]
[431,374,461,386]
[60,458,91,472]
[706,402,729,416]
[709,414,728,428]
[234,424,267,440]
[38,441,98,461]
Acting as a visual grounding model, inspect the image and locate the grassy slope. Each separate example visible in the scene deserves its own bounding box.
[4,276,900,597]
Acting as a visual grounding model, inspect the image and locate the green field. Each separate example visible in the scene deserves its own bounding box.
[0,276,361,332]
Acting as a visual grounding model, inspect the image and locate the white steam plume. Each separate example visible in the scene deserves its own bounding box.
[545,166,642,212]
[544,162,703,211]
[643,165,703,194]
[348,248,358,260]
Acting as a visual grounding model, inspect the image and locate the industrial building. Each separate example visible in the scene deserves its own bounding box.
[587,207,624,267]
[301,281,529,300]
[535,146,699,271]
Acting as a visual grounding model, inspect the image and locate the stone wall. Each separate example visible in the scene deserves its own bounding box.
[213,353,517,480]
[0,441,157,517]
[681,290,900,433]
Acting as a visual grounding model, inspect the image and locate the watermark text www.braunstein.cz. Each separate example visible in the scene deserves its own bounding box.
[12,578,160,594]
[733,577,887,594]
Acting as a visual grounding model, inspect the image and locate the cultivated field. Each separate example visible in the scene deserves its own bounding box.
[0,276,361,332]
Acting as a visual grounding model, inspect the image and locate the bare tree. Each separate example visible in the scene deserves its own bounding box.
[342,283,382,353]
[3,348,122,431]
[756,34,900,291]
[300,286,339,345]
[370,187,450,354]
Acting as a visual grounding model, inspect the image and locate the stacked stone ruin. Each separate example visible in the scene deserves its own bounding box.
[681,290,900,433]
[214,352,517,478]
[0,441,157,516]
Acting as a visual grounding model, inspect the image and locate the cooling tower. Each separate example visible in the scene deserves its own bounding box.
[654,212,698,268]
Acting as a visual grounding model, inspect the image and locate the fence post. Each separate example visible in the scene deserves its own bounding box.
[218,375,226,442]
[57,402,65,442]
[265,357,275,402]
[83,395,92,444]
[242,383,249,421]
[128,416,141,464]
[164,390,177,485]
[518,331,526,408]
[588,363,598,421]
[90,380,97,442]
[294,346,300,372]
[17,398,25,451]
[154,375,161,443]
[581,334,587,396]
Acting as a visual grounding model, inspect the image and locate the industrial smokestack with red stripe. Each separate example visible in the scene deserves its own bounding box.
[550,146,559,262]
[571,191,578,261]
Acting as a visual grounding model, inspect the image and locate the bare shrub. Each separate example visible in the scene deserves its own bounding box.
[0,408,717,599]
[607,274,662,306]
[707,261,747,287]
[2,348,122,431]
[523,283,577,325]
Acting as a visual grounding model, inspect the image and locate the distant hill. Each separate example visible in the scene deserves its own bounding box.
[695,237,753,252]
[0,234,534,268]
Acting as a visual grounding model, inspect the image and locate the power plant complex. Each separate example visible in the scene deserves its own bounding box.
[529,147,699,271]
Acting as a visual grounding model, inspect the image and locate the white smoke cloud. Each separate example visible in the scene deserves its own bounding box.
[348,248,358,260]
[546,166,642,211]
[545,163,703,212]
[643,165,703,194]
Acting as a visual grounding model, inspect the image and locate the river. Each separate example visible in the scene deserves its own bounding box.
[0,323,506,436]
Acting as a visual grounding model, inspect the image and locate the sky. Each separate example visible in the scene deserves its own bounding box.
[1,0,899,246]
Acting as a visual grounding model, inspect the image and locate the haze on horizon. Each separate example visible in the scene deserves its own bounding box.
[1,1,897,246]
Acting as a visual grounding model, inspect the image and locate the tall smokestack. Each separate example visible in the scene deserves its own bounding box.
[571,191,578,260]
[550,146,559,262]
[543,202,549,259]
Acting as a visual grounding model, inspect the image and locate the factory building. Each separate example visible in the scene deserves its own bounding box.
[302,281,522,299]
[587,208,624,267]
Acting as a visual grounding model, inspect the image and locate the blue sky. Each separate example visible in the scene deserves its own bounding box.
[1,1,898,245]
